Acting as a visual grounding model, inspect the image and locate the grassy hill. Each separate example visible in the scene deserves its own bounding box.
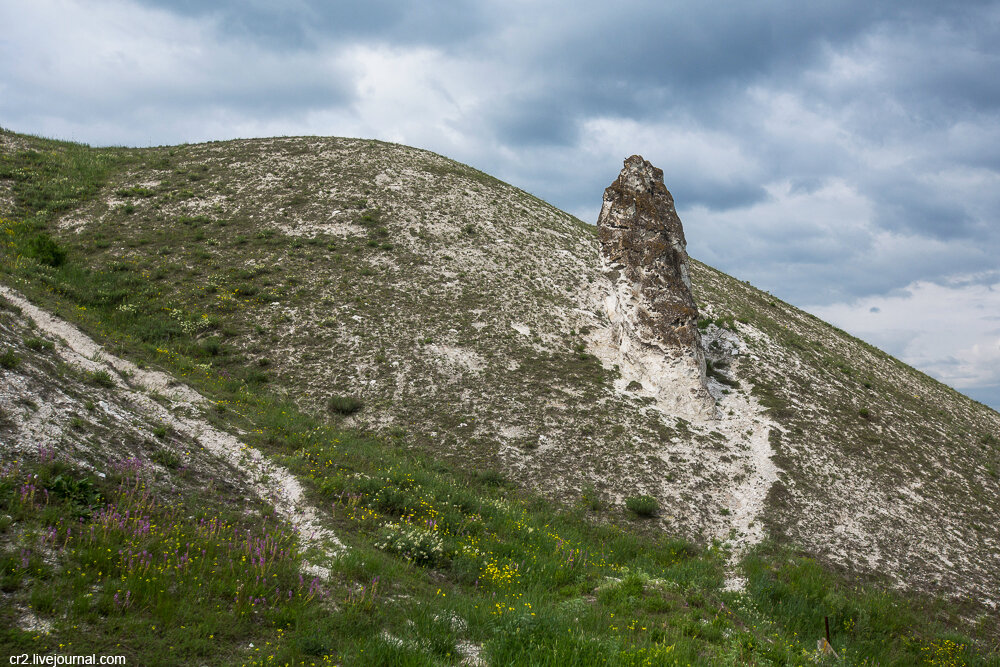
[1,128,998,665]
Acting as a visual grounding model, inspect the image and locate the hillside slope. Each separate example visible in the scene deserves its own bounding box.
[2,128,998,639]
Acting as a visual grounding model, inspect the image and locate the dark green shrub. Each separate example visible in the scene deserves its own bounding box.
[199,337,222,356]
[152,449,180,469]
[244,369,269,384]
[329,395,363,415]
[474,469,508,487]
[0,348,19,369]
[89,369,115,387]
[26,233,67,267]
[625,494,659,517]
[46,474,101,516]
[24,336,54,351]
[707,360,740,388]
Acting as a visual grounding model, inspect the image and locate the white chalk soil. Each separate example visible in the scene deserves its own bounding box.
[580,276,779,577]
[0,284,344,578]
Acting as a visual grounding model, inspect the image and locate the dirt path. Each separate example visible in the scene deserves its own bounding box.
[0,284,344,577]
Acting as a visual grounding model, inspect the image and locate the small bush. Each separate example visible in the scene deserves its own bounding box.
[706,360,740,388]
[89,369,115,388]
[374,522,445,566]
[199,337,222,356]
[115,186,154,198]
[46,474,101,516]
[25,233,67,267]
[581,484,604,512]
[329,395,363,415]
[625,495,659,518]
[297,634,329,657]
[243,369,269,384]
[859,408,871,420]
[475,469,508,487]
[152,449,180,469]
[0,348,19,369]
[24,336,54,351]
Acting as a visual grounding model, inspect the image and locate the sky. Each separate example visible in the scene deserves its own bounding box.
[2,0,999,411]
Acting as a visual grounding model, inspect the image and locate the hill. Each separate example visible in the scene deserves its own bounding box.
[1,128,998,665]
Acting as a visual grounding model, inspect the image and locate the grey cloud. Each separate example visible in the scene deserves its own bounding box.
[676,181,768,212]
[132,0,489,50]
[872,182,979,241]
[488,97,581,148]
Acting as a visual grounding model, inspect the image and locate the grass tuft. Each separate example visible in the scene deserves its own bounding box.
[625,494,659,517]
[329,394,363,415]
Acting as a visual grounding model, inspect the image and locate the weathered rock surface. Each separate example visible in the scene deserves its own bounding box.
[596,155,715,419]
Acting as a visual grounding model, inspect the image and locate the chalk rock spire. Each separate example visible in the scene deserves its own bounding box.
[597,155,714,419]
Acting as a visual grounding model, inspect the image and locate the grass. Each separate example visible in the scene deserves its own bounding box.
[0,348,18,369]
[1,455,324,665]
[23,336,54,351]
[329,395,364,415]
[1,129,998,664]
[625,495,659,518]
[89,369,116,388]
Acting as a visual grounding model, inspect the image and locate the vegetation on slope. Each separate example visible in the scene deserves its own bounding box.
[1,129,998,664]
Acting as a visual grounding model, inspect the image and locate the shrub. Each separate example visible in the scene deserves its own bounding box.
[199,337,222,356]
[24,336,54,351]
[475,469,508,487]
[0,348,19,369]
[859,408,871,420]
[329,395,363,415]
[152,449,180,469]
[706,360,740,388]
[581,483,604,512]
[89,369,115,388]
[25,233,67,267]
[625,494,659,518]
[243,369,269,384]
[374,522,445,566]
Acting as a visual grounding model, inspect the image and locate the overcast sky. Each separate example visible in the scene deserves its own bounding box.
[2,0,999,410]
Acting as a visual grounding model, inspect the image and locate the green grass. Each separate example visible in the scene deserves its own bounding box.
[329,394,364,415]
[23,336,54,352]
[625,495,659,518]
[0,347,18,369]
[1,456,324,666]
[89,369,116,388]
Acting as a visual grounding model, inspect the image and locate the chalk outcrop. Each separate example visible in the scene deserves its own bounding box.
[596,155,714,419]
